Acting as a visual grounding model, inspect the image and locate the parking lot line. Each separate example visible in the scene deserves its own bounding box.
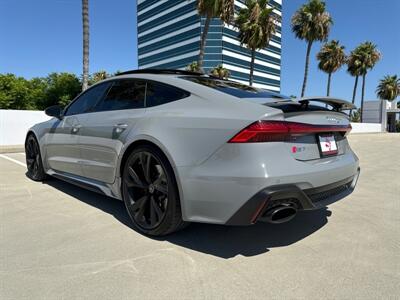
[0,153,27,167]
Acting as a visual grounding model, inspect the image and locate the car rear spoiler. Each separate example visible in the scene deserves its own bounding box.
[298,97,356,111]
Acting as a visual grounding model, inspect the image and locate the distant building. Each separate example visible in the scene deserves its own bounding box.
[137,0,282,91]
[362,100,399,132]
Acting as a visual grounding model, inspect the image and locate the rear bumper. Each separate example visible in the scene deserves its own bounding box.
[176,142,360,224]
[226,167,360,225]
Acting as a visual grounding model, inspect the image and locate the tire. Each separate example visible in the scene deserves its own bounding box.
[121,145,187,236]
[25,134,47,181]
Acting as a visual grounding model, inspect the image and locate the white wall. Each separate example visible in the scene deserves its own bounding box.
[350,122,383,134]
[0,110,50,146]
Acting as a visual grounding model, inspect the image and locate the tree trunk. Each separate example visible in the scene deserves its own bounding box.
[198,15,211,72]
[349,75,359,115]
[249,48,256,86]
[352,75,358,104]
[301,41,313,97]
[82,0,89,91]
[360,73,367,123]
[326,72,332,96]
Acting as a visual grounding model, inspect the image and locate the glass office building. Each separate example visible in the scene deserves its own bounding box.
[137,0,282,91]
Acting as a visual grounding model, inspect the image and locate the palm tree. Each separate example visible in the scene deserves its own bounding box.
[350,108,361,123]
[235,0,278,86]
[82,0,89,91]
[356,42,381,122]
[347,47,363,106]
[291,0,332,97]
[376,75,400,102]
[186,61,201,72]
[210,65,230,79]
[316,40,346,96]
[377,75,399,132]
[90,70,109,85]
[197,0,234,71]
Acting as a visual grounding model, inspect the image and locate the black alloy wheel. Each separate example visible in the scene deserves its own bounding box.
[122,145,186,236]
[25,135,46,181]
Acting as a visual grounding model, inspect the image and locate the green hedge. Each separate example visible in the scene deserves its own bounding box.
[0,73,81,110]
[0,70,117,110]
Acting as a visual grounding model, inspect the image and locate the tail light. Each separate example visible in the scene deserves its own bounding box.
[228,121,352,143]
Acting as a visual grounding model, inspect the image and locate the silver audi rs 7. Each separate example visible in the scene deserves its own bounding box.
[25,69,360,236]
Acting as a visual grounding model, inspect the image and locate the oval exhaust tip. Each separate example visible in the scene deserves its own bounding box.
[264,205,297,224]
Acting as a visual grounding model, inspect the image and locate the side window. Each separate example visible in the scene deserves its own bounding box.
[146,81,190,107]
[94,79,146,112]
[64,82,111,116]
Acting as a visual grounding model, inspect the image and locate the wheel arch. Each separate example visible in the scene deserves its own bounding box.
[25,128,49,171]
[25,128,44,147]
[25,130,40,154]
[25,130,37,144]
[117,137,186,219]
[118,138,178,178]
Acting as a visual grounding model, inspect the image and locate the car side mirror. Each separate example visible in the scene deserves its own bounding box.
[45,105,63,119]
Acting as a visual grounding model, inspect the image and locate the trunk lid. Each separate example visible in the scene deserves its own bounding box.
[283,111,350,161]
[261,98,353,161]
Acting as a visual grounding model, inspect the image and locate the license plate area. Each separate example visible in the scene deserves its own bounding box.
[318,134,338,156]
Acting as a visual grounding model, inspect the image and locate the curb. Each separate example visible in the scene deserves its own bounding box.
[0,145,24,154]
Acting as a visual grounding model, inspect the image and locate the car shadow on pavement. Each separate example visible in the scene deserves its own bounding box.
[163,209,331,258]
[45,178,333,259]
[45,179,134,227]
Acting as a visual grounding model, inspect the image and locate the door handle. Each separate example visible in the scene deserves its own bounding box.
[71,124,82,134]
[114,123,128,134]
[114,123,128,129]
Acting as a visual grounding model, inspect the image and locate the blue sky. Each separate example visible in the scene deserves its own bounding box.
[281,0,400,102]
[1,0,399,107]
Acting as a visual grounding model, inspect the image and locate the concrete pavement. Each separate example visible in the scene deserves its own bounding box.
[1,134,399,299]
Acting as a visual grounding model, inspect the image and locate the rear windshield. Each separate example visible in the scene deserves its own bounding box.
[182,76,287,99]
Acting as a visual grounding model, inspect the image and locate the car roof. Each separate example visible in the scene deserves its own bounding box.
[100,69,289,100]
[116,69,204,77]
